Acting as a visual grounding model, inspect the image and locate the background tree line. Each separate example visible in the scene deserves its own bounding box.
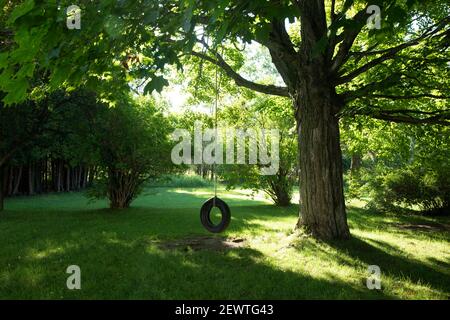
[0,89,174,210]
[1,85,448,215]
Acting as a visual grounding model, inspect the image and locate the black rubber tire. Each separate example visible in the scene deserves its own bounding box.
[200,197,231,233]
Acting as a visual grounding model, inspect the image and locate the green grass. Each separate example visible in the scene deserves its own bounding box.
[146,174,214,188]
[0,187,449,299]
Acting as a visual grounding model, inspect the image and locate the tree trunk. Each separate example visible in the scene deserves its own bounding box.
[77,166,82,189]
[273,189,291,207]
[28,163,34,195]
[108,169,135,209]
[294,81,350,239]
[350,153,362,175]
[88,166,97,185]
[36,162,42,193]
[110,196,132,209]
[13,165,22,195]
[268,169,292,207]
[66,166,70,191]
[57,160,62,191]
[81,167,88,188]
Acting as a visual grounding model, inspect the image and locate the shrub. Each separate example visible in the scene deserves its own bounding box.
[367,166,449,215]
[218,95,297,207]
[86,99,173,209]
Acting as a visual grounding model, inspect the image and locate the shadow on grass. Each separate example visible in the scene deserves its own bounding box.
[0,233,388,299]
[82,202,298,236]
[347,204,447,224]
[426,257,450,270]
[1,190,448,299]
[320,236,449,296]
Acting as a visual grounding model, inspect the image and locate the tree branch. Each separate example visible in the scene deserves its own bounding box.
[370,113,450,126]
[342,74,402,102]
[330,0,337,22]
[190,50,289,97]
[364,93,450,100]
[336,16,450,85]
[330,8,368,72]
[348,106,450,126]
[263,19,301,89]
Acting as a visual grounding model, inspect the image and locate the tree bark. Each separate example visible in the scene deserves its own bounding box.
[108,169,135,209]
[57,160,62,191]
[294,78,350,239]
[28,163,34,195]
[66,166,70,191]
[259,0,350,239]
[13,165,22,195]
[350,153,362,175]
[268,169,292,207]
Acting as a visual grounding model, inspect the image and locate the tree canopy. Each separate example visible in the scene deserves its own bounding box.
[1,0,448,123]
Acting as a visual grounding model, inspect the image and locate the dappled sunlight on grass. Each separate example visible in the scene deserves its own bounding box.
[28,247,66,260]
[0,187,448,299]
[170,187,272,204]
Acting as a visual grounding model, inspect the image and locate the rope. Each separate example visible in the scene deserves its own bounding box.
[213,51,219,203]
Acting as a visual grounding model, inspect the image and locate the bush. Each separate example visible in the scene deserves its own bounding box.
[86,98,173,209]
[367,166,449,215]
[218,95,297,207]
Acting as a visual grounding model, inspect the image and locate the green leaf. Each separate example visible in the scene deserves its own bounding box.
[3,78,28,105]
[49,64,72,89]
[7,0,35,24]
[0,52,8,69]
[254,23,271,43]
[48,47,61,60]
[10,26,43,63]
[11,47,36,63]
[215,20,229,44]
[16,63,36,78]
[143,10,159,24]
[144,76,169,94]
[182,4,193,32]
[0,67,13,91]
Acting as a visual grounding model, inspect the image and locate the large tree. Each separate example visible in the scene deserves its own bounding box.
[1,0,449,238]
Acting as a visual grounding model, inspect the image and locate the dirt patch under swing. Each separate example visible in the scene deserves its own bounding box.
[157,236,246,251]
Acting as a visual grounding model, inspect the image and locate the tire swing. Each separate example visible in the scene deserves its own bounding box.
[200,49,231,233]
[200,196,231,233]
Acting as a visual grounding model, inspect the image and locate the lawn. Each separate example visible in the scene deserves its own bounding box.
[0,187,448,299]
